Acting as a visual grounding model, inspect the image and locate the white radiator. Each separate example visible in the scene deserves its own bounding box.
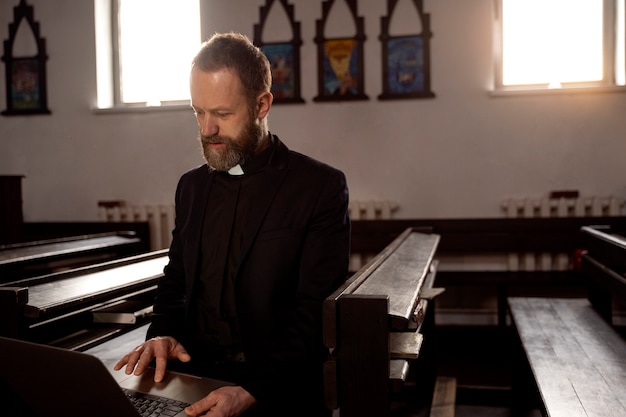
[348,200,399,220]
[501,196,625,218]
[348,200,399,272]
[99,199,399,257]
[98,202,175,251]
[501,195,625,271]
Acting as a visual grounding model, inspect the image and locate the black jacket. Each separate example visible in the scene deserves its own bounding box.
[148,135,350,415]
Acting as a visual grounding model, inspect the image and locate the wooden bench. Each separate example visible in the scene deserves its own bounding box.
[508,297,626,417]
[580,225,626,324]
[0,228,149,283]
[0,250,168,350]
[351,217,626,326]
[323,227,442,417]
[507,224,626,417]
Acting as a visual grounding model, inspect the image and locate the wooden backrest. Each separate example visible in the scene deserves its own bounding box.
[351,217,626,255]
[580,225,626,321]
[323,228,440,417]
[324,228,439,347]
[0,229,149,283]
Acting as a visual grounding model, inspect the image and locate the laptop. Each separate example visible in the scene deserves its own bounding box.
[0,336,232,417]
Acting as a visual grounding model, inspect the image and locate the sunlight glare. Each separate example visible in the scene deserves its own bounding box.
[502,0,603,86]
[119,0,200,103]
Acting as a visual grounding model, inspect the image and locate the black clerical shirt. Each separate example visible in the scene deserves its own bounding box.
[191,139,275,361]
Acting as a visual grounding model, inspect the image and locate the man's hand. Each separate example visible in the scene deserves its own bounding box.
[184,386,256,417]
[113,336,191,382]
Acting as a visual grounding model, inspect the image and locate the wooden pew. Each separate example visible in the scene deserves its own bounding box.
[0,250,168,351]
[580,225,626,324]
[0,230,149,283]
[351,217,626,326]
[507,226,626,417]
[323,227,442,417]
[508,297,626,417]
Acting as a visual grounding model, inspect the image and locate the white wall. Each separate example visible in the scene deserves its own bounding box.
[1,0,625,222]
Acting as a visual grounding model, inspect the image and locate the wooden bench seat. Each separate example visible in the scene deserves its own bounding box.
[86,322,151,367]
[508,297,626,417]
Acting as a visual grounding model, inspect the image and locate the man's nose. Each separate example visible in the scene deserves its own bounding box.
[200,117,218,137]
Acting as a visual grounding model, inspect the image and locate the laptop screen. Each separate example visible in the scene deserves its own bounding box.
[0,336,140,417]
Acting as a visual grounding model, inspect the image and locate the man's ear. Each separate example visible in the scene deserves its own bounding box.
[256,91,273,119]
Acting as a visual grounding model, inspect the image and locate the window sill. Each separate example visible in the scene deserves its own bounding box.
[489,85,626,97]
[91,103,190,115]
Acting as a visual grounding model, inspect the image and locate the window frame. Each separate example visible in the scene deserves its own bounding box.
[492,0,626,95]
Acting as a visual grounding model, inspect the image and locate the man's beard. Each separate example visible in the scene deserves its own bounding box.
[199,117,263,172]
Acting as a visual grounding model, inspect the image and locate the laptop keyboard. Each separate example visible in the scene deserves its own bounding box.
[123,388,190,417]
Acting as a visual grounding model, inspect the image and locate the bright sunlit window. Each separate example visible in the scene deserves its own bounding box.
[95,0,201,109]
[495,0,626,90]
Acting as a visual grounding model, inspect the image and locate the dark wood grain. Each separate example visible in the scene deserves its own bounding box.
[0,234,140,266]
[352,231,439,327]
[24,255,167,317]
[322,228,440,416]
[509,297,626,417]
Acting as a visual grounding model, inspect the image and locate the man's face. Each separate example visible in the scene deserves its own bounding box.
[190,67,263,171]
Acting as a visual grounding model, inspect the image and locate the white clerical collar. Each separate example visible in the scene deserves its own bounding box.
[227,164,244,176]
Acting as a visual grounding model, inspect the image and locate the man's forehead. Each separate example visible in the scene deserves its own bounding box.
[190,68,246,106]
[190,67,241,86]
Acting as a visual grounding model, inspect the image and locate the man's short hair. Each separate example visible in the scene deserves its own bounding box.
[192,32,272,108]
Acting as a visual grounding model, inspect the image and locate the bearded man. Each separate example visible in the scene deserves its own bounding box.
[115,32,350,417]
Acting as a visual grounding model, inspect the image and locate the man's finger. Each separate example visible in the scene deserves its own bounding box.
[185,392,218,417]
[113,354,130,371]
[173,345,191,363]
[153,355,168,382]
[122,348,144,375]
[131,348,154,376]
